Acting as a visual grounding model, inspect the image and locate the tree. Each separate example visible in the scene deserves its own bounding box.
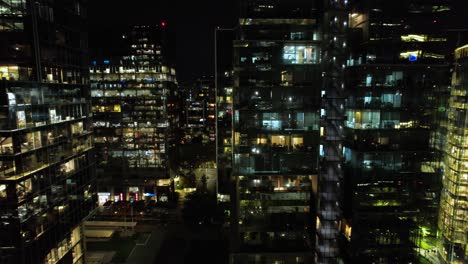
[182,191,224,228]
[186,171,197,188]
[200,174,207,192]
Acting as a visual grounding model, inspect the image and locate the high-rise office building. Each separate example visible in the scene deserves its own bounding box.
[0,0,96,263]
[437,44,468,264]
[181,77,216,144]
[216,68,233,203]
[215,28,235,220]
[90,25,178,204]
[230,1,322,263]
[343,0,464,262]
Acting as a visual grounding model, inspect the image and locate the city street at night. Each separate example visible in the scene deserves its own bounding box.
[0,0,467,263]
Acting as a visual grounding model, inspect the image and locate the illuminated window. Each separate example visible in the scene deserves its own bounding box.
[283,45,318,64]
[401,34,427,42]
[0,0,26,16]
[292,136,303,147]
[16,178,32,201]
[423,53,445,59]
[0,65,19,80]
[281,71,292,85]
[71,122,84,134]
[252,52,269,63]
[104,90,119,97]
[262,113,281,130]
[0,137,13,154]
[385,71,403,85]
[16,110,26,128]
[0,184,7,199]
[400,50,422,59]
[0,160,15,177]
[366,74,372,86]
[20,132,41,152]
[350,13,367,28]
[91,90,103,97]
[0,21,23,32]
[290,32,305,40]
[271,135,287,146]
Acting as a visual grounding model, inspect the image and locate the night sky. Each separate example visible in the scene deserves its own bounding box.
[88,0,237,83]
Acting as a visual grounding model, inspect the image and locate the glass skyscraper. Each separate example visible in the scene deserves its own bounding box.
[90,25,178,204]
[343,0,464,262]
[230,1,322,263]
[438,44,468,264]
[0,1,96,263]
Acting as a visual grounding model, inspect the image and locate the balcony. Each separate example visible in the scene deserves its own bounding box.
[320,166,342,182]
[318,209,339,220]
[317,225,339,239]
[320,191,338,201]
[317,244,339,258]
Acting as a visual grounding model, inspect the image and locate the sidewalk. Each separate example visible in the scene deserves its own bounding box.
[125,230,167,264]
[87,251,115,264]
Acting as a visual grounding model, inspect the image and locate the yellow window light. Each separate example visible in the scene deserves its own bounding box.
[401,34,427,42]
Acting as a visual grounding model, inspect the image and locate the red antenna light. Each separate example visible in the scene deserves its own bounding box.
[161,21,166,27]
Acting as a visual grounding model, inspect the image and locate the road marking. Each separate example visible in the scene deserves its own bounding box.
[127,245,137,260]
[136,233,151,246]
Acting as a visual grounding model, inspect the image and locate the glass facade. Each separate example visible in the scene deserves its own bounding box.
[343,0,462,262]
[343,66,445,262]
[90,25,178,203]
[182,78,216,143]
[217,69,233,199]
[215,28,235,227]
[231,1,321,263]
[437,44,468,264]
[0,1,95,263]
